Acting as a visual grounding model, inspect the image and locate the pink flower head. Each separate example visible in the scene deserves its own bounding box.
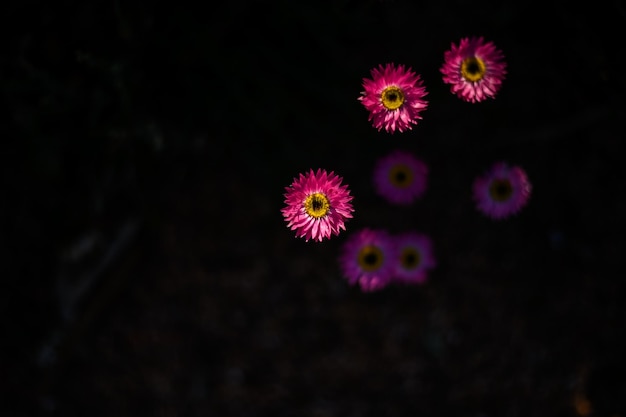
[440,36,507,103]
[473,162,532,220]
[282,169,355,242]
[373,149,428,205]
[339,228,395,292]
[391,232,436,285]
[358,63,428,134]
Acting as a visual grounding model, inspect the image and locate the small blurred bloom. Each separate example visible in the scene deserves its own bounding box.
[373,149,428,205]
[440,36,507,103]
[339,228,395,292]
[282,169,354,242]
[473,162,531,219]
[358,63,428,133]
[391,232,436,285]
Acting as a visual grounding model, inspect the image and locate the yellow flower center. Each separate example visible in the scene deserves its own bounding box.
[489,179,513,202]
[461,56,487,82]
[380,86,405,110]
[304,192,330,218]
[400,247,421,270]
[389,164,413,188]
[357,245,384,271]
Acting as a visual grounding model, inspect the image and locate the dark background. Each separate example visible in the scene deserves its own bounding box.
[3,0,626,416]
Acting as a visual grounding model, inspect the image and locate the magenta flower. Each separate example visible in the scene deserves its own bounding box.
[373,149,428,205]
[391,232,436,285]
[339,228,395,292]
[440,36,507,103]
[358,63,428,133]
[473,162,532,220]
[282,169,354,242]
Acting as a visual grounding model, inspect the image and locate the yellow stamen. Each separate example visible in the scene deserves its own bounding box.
[304,192,330,218]
[461,56,487,82]
[381,86,405,110]
[389,164,413,188]
[400,247,421,269]
[358,245,383,271]
[489,179,513,202]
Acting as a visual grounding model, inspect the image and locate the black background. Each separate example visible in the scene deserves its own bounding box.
[3,1,626,416]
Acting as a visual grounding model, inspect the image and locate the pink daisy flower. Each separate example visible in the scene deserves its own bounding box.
[473,162,532,220]
[391,232,436,285]
[358,63,428,134]
[440,36,507,103]
[338,228,395,292]
[282,169,355,242]
[373,149,428,205]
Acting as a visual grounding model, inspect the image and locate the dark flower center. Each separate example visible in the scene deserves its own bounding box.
[461,56,486,82]
[489,179,513,202]
[364,253,378,265]
[304,192,330,218]
[389,164,413,188]
[401,248,421,269]
[358,245,384,271]
[466,61,480,74]
[312,196,324,210]
[381,86,405,110]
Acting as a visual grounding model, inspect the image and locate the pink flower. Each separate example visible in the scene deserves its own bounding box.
[282,169,354,242]
[373,150,428,205]
[358,63,428,133]
[473,162,532,220]
[440,36,507,103]
[391,232,436,285]
[339,228,395,292]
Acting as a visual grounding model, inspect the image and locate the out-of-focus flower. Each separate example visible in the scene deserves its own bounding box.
[473,162,531,219]
[373,150,428,205]
[339,228,395,292]
[391,232,436,285]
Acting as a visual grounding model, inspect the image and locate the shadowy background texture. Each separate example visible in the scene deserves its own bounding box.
[2,0,626,416]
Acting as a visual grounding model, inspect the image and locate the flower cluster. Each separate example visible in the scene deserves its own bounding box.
[281,35,531,293]
[338,229,436,292]
[357,37,506,134]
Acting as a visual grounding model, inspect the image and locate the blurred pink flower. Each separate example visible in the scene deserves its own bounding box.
[282,169,354,242]
[358,63,428,133]
[440,36,507,103]
[473,162,532,220]
[373,149,428,205]
[391,232,436,285]
[339,228,395,292]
